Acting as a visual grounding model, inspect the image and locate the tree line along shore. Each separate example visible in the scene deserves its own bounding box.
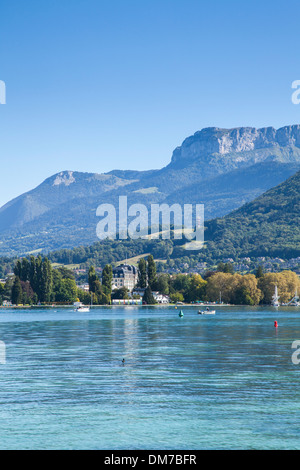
[0,255,299,307]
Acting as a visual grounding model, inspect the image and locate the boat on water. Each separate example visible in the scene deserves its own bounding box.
[282,289,300,307]
[272,285,280,307]
[76,306,90,312]
[198,307,215,315]
[74,301,90,313]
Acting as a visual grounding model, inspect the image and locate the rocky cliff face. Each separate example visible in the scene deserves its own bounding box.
[171,125,300,164]
[1,124,300,256]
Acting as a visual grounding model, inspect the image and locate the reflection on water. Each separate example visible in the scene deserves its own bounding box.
[0,306,300,449]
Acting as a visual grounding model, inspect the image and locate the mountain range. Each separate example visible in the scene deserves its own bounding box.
[204,167,300,260]
[46,166,300,268]
[1,124,300,257]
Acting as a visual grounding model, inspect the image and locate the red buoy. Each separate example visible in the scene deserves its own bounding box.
[274,321,278,328]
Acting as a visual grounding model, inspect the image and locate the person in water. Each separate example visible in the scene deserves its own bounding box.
[122,358,125,364]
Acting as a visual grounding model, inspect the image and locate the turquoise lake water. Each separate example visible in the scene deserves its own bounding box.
[0,305,300,450]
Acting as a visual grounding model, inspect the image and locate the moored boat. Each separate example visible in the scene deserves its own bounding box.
[285,290,300,307]
[198,307,215,315]
[76,306,90,312]
[271,285,280,307]
[74,301,90,312]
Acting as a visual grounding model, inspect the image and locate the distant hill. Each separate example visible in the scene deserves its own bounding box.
[165,161,300,217]
[1,125,300,256]
[204,169,300,259]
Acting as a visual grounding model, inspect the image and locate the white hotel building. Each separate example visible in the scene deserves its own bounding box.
[112,264,138,291]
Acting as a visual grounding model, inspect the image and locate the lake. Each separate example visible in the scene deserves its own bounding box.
[0,305,299,450]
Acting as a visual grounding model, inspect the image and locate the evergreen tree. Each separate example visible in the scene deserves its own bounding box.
[29,255,43,300]
[21,258,30,282]
[217,262,225,273]
[29,256,36,292]
[102,264,113,295]
[14,260,22,279]
[255,265,264,278]
[143,285,156,305]
[137,258,147,288]
[223,263,234,274]
[217,262,234,274]
[88,266,98,293]
[51,269,63,302]
[40,258,53,303]
[3,278,13,302]
[93,279,110,305]
[147,255,157,289]
[11,276,23,305]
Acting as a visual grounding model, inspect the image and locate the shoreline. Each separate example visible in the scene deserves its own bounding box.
[0,303,291,309]
[0,303,229,309]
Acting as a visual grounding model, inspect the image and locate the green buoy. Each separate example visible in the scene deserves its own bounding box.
[179,310,184,317]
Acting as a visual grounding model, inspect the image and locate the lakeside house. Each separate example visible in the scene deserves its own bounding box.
[132,288,169,303]
[112,264,138,291]
[152,292,170,304]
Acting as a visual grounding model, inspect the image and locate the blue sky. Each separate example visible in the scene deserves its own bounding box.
[1,0,300,207]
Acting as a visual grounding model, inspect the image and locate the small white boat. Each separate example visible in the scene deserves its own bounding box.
[76,306,90,312]
[74,301,90,313]
[286,290,300,307]
[272,285,280,308]
[198,308,215,315]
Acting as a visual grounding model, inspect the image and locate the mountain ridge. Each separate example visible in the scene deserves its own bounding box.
[43,167,300,269]
[170,125,300,164]
[1,124,300,256]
